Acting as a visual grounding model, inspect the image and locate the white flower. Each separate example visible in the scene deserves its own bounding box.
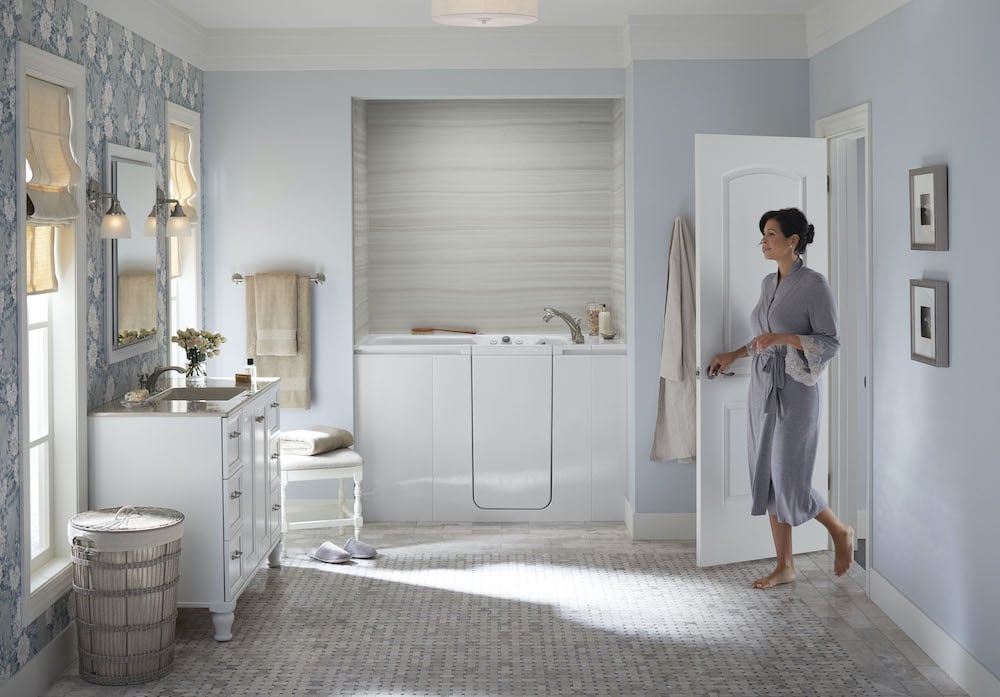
[39,12,51,41]
[85,33,96,60]
[3,13,14,38]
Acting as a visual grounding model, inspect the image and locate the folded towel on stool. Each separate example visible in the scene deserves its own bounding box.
[344,537,376,559]
[309,541,351,564]
[280,426,354,456]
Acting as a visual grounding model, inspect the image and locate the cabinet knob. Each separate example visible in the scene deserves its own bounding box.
[230,490,242,499]
[270,402,280,408]
[231,550,242,560]
[255,415,265,423]
[270,453,280,460]
[229,430,240,439]
[272,503,281,511]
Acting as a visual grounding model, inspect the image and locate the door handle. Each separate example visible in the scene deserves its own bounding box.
[697,367,736,380]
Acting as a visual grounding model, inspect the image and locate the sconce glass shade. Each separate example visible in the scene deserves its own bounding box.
[144,210,159,237]
[165,203,192,237]
[99,199,131,239]
[432,0,538,27]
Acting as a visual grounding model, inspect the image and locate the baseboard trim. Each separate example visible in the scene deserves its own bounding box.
[870,570,1000,697]
[624,499,695,540]
[0,623,76,697]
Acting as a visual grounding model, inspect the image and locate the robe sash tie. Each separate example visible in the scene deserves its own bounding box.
[761,349,786,416]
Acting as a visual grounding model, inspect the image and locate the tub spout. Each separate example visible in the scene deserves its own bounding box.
[542,308,585,344]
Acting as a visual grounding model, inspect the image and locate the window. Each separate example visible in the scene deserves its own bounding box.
[18,43,87,623]
[167,103,203,365]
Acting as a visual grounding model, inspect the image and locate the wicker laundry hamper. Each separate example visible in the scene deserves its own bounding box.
[67,506,184,685]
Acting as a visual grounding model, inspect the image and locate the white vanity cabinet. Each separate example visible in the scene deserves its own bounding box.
[88,379,282,642]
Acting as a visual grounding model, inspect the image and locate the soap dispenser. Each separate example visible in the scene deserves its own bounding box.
[246,358,258,390]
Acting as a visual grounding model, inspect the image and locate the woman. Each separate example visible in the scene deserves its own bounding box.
[709,208,854,589]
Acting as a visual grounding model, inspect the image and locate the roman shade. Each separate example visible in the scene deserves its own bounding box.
[26,225,58,294]
[168,123,198,222]
[25,76,81,224]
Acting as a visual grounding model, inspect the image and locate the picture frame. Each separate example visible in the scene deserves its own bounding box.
[910,279,949,366]
[909,165,948,250]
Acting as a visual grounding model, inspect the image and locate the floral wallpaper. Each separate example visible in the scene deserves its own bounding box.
[0,0,202,684]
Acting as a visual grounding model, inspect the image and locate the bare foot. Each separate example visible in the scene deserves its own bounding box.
[752,565,796,589]
[834,526,854,576]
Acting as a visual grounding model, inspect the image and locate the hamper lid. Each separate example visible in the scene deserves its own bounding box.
[68,506,184,551]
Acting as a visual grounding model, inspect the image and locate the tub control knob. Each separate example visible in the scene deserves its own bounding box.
[502,335,511,344]
[489,339,498,345]
[515,339,523,344]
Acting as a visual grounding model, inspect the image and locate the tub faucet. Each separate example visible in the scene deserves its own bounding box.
[142,366,185,392]
[542,308,585,344]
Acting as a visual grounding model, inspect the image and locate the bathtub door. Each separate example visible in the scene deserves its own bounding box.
[472,347,552,509]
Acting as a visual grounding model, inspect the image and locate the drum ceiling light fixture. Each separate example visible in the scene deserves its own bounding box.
[432,0,539,27]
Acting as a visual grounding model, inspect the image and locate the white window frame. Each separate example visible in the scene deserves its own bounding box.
[17,43,88,624]
[166,102,203,365]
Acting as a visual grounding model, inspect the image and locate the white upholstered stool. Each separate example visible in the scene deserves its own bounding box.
[280,449,364,539]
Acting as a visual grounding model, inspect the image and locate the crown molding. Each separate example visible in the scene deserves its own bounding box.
[75,1,913,71]
[202,27,625,71]
[78,0,208,68]
[626,14,806,60]
[805,0,911,57]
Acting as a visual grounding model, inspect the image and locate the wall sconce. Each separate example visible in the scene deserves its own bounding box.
[145,187,192,237]
[87,179,131,239]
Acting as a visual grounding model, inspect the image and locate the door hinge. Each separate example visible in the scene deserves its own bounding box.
[827,175,831,193]
[828,472,832,491]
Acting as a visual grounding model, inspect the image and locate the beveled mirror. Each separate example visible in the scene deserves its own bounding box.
[105,143,157,363]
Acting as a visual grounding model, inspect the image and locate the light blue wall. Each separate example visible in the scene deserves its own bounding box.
[811,0,1000,677]
[203,69,624,436]
[628,59,811,513]
[0,0,201,685]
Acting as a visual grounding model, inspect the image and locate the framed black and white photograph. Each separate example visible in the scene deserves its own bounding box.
[910,279,949,366]
[909,165,948,250]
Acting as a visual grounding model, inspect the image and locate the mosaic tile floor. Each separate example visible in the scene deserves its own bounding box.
[43,522,967,697]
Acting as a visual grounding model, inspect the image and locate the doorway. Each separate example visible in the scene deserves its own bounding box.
[815,104,873,592]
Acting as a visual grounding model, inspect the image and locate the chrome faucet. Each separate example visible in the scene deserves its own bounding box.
[542,307,585,344]
[142,366,185,393]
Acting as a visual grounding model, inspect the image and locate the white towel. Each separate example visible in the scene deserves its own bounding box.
[247,275,312,409]
[651,217,696,462]
[254,272,298,356]
[280,426,354,456]
[117,272,156,333]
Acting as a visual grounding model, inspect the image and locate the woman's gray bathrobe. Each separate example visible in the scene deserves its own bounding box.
[746,258,839,526]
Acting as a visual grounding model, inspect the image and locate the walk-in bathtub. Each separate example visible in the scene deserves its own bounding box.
[354,334,626,522]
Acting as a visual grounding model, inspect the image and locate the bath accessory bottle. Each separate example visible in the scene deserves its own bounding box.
[598,304,612,339]
[246,358,258,390]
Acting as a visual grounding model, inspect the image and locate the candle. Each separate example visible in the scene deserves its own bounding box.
[598,308,611,337]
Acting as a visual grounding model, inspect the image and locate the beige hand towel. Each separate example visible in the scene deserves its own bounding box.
[117,272,156,334]
[254,272,298,356]
[280,426,354,456]
[247,275,312,409]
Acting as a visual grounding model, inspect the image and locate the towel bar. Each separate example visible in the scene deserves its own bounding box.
[232,272,325,285]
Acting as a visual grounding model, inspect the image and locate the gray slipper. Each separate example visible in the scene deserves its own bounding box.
[309,541,351,564]
[344,537,376,559]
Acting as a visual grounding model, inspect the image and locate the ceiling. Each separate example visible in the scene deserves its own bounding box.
[159,0,829,30]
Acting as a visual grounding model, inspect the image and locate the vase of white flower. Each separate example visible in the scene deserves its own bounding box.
[171,329,226,387]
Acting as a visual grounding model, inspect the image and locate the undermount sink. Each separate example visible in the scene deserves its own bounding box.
[154,386,248,401]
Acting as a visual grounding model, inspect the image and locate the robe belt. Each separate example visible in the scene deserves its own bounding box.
[761,349,786,416]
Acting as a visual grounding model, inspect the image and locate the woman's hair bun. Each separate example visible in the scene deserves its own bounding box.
[804,223,815,245]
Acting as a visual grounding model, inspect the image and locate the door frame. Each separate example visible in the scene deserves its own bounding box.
[814,103,873,595]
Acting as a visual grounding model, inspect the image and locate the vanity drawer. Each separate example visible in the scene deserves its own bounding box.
[266,391,280,436]
[223,467,249,535]
[268,435,281,485]
[224,412,242,471]
[224,534,245,599]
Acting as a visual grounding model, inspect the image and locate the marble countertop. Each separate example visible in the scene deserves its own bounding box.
[90,377,279,417]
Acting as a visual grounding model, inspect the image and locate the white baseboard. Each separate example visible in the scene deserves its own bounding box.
[624,499,695,540]
[871,570,1000,697]
[0,624,76,697]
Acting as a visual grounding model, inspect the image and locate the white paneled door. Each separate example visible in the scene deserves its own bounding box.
[695,134,829,568]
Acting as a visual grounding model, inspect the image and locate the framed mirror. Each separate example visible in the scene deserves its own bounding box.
[105,143,157,363]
